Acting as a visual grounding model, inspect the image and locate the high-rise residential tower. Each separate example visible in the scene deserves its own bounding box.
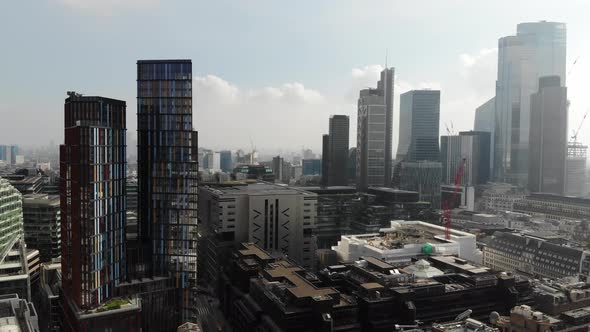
[397,90,441,162]
[356,67,394,191]
[494,21,566,185]
[59,93,127,310]
[528,76,567,194]
[136,60,198,322]
[327,115,349,186]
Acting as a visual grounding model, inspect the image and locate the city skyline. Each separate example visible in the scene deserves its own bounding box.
[1,1,590,154]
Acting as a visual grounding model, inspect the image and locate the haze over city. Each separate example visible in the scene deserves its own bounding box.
[4,1,590,332]
[1,0,590,154]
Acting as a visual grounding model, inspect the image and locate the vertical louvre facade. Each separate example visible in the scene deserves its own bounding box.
[60,94,127,309]
[136,60,198,322]
[356,68,394,191]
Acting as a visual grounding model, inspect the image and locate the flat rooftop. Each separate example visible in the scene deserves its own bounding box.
[205,182,315,197]
[263,260,339,301]
[353,223,449,250]
[238,243,273,261]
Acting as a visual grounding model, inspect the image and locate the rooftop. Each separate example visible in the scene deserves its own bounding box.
[203,182,316,197]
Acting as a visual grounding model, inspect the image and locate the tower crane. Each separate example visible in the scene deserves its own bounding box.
[571,109,589,143]
[442,158,466,240]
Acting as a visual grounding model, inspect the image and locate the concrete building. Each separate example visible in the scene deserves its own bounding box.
[327,115,349,186]
[483,231,590,279]
[0,240,40,302]
[321,134,329,186]
[397,90,441,162]
[198,182,317,284]
[528,76,568,195]
[218,243,532,331]
[356,67,394,190]
[22,194,60,263]
[398,161,442,209]
[478,183,526,213]
[2,175,44,195]
[0,294,40,332]
[332,220,482,264]
[494,21,566,185]
[137,60,198,323]
[513,193,590,222]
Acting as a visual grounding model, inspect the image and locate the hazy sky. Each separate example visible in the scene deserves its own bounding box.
[1,1,589,156]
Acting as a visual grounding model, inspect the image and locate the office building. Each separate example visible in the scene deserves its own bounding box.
[528,76,567,194]
[0,145,19,165]
[198,182,317,284]
[218,243,532,331]
[271,155,291,184]
[294,186,359,248]
[0,178,23,255]
[321,134,329,186]
[566,142,587,196]
[397,90,441,162]
[2,175,44,195]
[333,220,482,264]
[232,164,274,182]
[219,150,232,173]
[59,93,129,329]
[348,147,357,183]
[478,182,526,212]
[398,160,442,209]
[22,194,60,263]
[327,115,349,186]
[494,21,566,185]
[0,240,39,302]
[0,294,40,332]
[483,231,590,279]
[202,151,221,172]
[38,262,62,332]
[475,98,495,174]
[512,193,590,222]
[356,67,394,190]
[302,159,321,176]
[137,60,198,322]
[441,131,491,186]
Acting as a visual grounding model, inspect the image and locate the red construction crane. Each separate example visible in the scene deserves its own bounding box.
[442,158,466,240]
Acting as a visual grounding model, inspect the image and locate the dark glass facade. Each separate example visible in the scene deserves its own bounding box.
[397,90,441,162]
[302,159,321,175]
[60,94,127,309]
[327,115,349,186]
[136,60,198,322]
[528,76,567,194]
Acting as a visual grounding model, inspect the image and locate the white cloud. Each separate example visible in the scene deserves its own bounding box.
[54,0,159,15]
[194,76,330,152]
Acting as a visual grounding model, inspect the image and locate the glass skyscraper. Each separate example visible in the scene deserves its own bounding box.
[356,67,394,191]
[327,115,349,186]
[528,76,567,194]
[397,89,441,162]
[136,60,198,322]
[494,21,566,185]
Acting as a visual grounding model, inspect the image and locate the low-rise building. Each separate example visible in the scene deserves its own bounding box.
[332,220,482,264]
[483,231,590,279]
[0,293,40,332]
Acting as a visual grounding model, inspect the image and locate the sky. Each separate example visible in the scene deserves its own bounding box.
[1,0,590,156]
